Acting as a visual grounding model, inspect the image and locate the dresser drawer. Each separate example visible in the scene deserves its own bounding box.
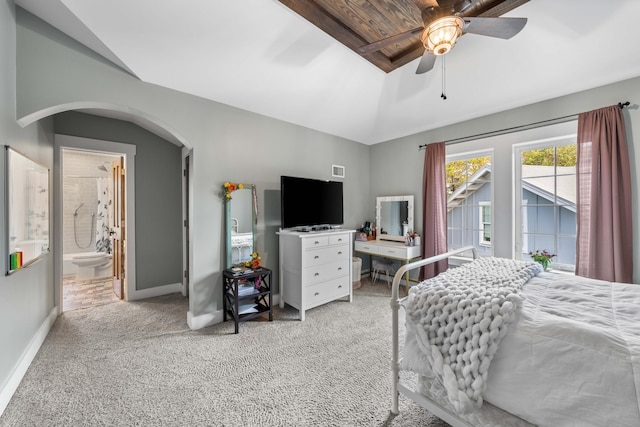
[303,244,349,267]
[354,241,378,254]
[303,277,350,308]
[302,259,349,285]
[301,236,329,249]
[329,233,350,246]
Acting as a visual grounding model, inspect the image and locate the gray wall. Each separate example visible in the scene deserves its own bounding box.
[371,81,639,282]
[54,111,183,290]
[2,5,370,407]
[0,0,55,409]
[14,8,371,324]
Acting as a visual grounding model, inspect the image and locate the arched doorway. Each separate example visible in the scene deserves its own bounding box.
[19,104,192,314]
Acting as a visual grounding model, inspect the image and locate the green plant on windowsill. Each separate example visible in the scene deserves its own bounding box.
[529,249,556,270]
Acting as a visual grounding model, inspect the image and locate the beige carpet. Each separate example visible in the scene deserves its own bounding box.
[0,280,450,427]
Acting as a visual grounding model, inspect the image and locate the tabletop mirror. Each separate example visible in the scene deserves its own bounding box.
[376,195,413,243]
[224,184,257,268]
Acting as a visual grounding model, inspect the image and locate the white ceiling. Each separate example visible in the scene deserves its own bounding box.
[14,0,640,145]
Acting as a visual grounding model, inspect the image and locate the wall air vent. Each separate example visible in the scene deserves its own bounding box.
[332,164,345,178]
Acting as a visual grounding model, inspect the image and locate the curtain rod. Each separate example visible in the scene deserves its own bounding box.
[418,101,631,150]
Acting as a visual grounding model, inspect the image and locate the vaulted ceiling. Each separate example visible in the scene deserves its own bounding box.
[14,0,640,145]
[279,0,530,73]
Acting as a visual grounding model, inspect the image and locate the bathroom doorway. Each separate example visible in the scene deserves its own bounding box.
[54,133,137,313]
[60,149,123,311]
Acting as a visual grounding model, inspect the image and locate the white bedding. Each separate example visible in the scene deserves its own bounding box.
[405,268,640,427]
[402,257,540,413]
[484,271,640,427]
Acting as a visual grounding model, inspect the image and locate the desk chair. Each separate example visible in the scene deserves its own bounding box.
[371,259,395,288]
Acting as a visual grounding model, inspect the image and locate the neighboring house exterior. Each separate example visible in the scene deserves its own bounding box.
[447,165,576,265]
[447,165,493,257]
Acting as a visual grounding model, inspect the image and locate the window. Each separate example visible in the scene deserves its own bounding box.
[479,202,491,246]
[514,137,576,271]
[446,152,493,256]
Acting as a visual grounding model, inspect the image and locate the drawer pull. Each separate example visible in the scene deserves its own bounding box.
[338,238,343,242]
[337,251,342,255]
[338,267,342,271]
[314,272,320,276]
[314,255,320,259]
[388,250,396,254]
[314,241,320,245]
[314,292,320,296]
[338,285,342,288]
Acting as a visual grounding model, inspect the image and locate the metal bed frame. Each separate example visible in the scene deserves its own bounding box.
[389,246,535,427]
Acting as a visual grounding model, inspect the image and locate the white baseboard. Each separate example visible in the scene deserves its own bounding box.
[128,282,182,301]
[0,306,57,417]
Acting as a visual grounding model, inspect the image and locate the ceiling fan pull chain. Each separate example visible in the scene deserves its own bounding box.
[441,55,447,100]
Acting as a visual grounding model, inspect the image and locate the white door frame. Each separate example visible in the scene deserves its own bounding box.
[181,147,192,297]
[54,135,137,313]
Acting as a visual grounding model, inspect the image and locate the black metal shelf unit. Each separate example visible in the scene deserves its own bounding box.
[222,267,273,334]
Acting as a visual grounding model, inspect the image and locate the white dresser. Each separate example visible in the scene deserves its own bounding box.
[278,230,355,321]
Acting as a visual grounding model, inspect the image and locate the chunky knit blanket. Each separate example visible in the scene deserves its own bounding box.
[403,257,541,413]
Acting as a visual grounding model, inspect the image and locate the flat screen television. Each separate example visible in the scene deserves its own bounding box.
[280,175,344,230]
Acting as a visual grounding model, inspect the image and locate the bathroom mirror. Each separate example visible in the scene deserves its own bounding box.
[376,195,413,243]
[5,146,50,274]
[224,184,257,268]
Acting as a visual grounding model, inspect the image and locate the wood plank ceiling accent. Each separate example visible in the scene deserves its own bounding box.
[278,0,529,73]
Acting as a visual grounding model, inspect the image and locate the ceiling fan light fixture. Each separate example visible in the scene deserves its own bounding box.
[421,16,465,56]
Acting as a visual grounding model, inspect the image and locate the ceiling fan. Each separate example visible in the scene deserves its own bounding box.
[357,0,527,74]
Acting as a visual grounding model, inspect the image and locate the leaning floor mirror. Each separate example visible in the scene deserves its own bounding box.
[223,182,257,268]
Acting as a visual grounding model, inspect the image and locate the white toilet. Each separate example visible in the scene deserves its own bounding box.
[70,252,112,281]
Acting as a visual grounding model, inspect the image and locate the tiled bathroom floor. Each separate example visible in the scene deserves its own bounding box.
[63,276,121,312]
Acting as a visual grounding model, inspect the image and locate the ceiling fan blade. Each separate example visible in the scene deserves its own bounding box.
[416,50,436,74]
[357,27,423,55]
[463,17,527,39]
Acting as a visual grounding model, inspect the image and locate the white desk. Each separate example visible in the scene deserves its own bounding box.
[354,240,421,292]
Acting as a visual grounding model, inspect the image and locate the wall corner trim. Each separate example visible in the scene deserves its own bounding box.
[187,309,223,331]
